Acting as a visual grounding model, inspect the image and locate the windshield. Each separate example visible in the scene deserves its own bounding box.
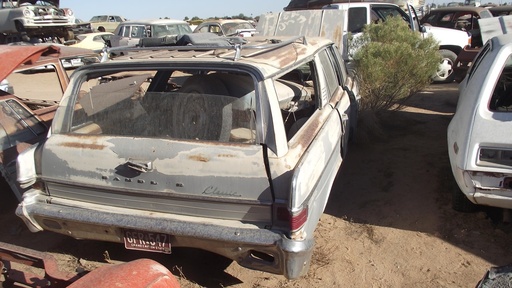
[152,24,192,37]
[222,22,254,35]
[90,15,108,22]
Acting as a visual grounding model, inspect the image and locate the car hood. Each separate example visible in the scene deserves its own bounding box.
[425,25,469,36]
[19,0,59,6]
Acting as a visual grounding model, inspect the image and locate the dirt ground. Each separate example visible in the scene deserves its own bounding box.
[1,82,512,287]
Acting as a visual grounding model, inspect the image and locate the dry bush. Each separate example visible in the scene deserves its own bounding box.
[350,16,440,141]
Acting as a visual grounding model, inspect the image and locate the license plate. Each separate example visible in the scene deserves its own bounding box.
[123,230,171,254]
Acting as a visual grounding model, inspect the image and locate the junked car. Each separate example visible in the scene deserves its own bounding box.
[88,15,126,33]
[488,5,512,17]
[193,19,257,37]
[259,2,472,83]
[448,33,512,212]
[0,45,98,202]
[0,0,75,42]
[110,19,192,47]
[15,34,355,279]
[72,18,93,35]
[70,32,113,51]
[420,6,493,48]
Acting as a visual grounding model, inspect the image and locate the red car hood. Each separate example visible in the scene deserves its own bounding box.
[0,44,96,81]
[0,45,64,81]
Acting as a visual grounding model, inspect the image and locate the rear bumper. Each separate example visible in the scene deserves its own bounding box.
[16,191,313,279]
[452,166,512,209]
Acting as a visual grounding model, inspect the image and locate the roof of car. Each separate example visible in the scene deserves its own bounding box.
[488,5,512,11]
[200,19,252,24]
[105,35,333,79]
[425,6,491,13]
[119,19,189,26]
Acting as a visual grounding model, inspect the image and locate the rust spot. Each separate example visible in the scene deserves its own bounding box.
[189,155,209,162]
[59,142,105,150]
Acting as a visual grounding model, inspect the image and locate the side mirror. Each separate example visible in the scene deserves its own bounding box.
[419,25,427,33]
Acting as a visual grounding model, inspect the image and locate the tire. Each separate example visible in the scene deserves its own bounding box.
[452,185,478,213]
[64,30,74,41]
[172,76,232,141]
[432,49,457,84]
[14,21,25,33]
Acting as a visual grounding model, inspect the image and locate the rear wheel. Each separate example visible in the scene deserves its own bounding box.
[432,49,457,84]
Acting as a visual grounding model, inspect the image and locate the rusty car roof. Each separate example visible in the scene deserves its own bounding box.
[107,36,333,78]
[0,45,96,80]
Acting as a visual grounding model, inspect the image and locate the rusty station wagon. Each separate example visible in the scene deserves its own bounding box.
[15,34,356,279]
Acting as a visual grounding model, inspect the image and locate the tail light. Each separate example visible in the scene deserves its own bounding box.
[277,206,308,232]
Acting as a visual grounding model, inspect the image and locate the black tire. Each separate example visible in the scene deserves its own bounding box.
[433,49,457,84]
[14,21,25,33]
[452,185,478,213]
[172,76,232,141]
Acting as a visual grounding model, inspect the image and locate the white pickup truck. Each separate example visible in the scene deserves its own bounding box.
[258,2,472,83]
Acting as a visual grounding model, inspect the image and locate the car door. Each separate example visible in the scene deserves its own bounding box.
[280,49,348,234]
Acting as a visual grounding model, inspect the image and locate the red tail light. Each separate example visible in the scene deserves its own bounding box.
[277,206,308,231]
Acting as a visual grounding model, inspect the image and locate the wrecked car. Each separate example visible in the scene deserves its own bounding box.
[193,19,256,37]
[420,6,493,48]
[15,34,355,279]
[110,19,192,47]
[0,241,180,287]
[448,33,512,212]
[0,45,98,202]
[88,15,126,33]
[0,0,75,43]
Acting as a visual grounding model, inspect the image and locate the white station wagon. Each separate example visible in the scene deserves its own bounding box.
[448,33,512,212]
[15,34,357,279]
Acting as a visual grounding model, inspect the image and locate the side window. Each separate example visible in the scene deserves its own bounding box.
[489,54,512,112]
[327,46,348,86]
[114,16,122,22]
[439,13,456,28]
[454,13,473,30]
[347,7,367,33]
[131,26,145,38]
[372,6,409,22]
[277,61,319,140]
[122,26,130,37]
[318,50,341,100]
[197,25,209,33]
[209,25,222,35]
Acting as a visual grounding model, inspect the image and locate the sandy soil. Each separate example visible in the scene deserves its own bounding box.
[1,83,512,287]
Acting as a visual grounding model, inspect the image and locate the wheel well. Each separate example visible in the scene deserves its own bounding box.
[439,45,462,56]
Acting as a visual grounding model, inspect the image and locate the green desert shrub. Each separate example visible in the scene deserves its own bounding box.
[350,16,440,140]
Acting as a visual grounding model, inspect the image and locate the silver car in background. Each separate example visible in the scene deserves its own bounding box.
[110,19,192,47]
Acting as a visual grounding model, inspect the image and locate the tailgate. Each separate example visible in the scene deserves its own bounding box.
[40,134,273,223]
